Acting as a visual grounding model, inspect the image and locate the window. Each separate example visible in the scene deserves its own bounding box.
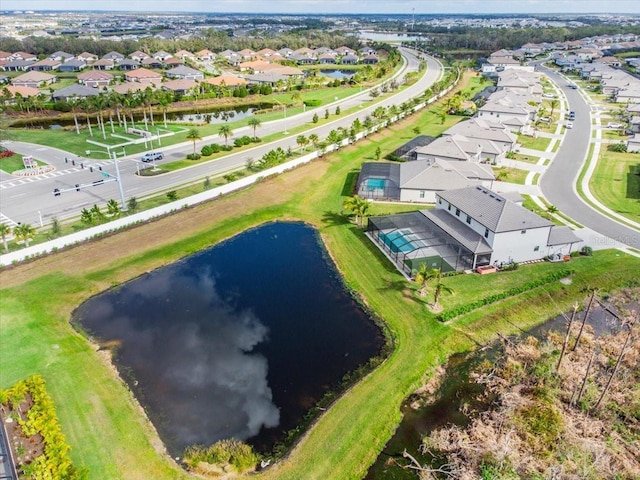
[484,228,489,238]
[455,208,460,217]
[420,191,425,199]
[521,230,526,234]
[534,246,540,252]
[466,215,471,224]
[447,203,451,211]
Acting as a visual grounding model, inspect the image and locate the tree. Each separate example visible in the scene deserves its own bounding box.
[414,264,438,297]
[375,146,382,160]
[296,134,308,151]
[432,271,454,309]
[327,129,342,150]
[547,205,559,214]
[247,117,261,140]
[335,105,341,115]
[312,113,319,124]
[309,133,319,151]
[167,190,178,201]
[0,223,11,252]
[127,197,139,213]
[186,128,202,154]
[218,124,232,147]
[343,195,370,228]
[412,126,421,135]
[13,223,35,248]
[49,216,61,239]
[549,98,559,118]
[90,204,106,224]
[106,199,121,217]
[324,109,329,120]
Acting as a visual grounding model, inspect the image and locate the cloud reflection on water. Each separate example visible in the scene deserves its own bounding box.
[85,265,280,450]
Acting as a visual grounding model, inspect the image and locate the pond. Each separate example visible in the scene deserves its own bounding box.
[320,69,356,80]
[73,222,385,457]
[166,106,257,125]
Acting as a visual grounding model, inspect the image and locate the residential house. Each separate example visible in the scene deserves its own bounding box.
[341,54,359,65]
[477,95,535,131]
[11,52,37,62]
[627,134,640,153]
[335,46,357,56]
[0,51,12,62]
[78,70,113,88]
[112,82,153,95]
[162,79,198,96]
[1,60,33,71]
[52,84,101,102]
[58,59,86,72]
[616,85,640,104]
[141,57,163,69]
[118,59,140,71]
[238,48,256,59]
[277,48,294,58]
[102,51,125,63]
[356,159,494,203]
[153,51,173,62]
[196,49,216,61]
[256,48,277,58]
[238,60,272,73]
[204,74,247,87]
[130,50,150,62]
[174,49,196,61]
[318,53,337,64]
[219,50,241,64]
[3,85,41,100]
[125,68,163,84]
[366,186,582,274]
[49,51,74,62]
[163,57,184,68]
[362,54,380,65]
[444,118,518,154]
[629,116,640,134]
[77,52,98,64]
[292,53,315,65]
[245,72,288,87]
[92,59,115,70]
[28,59,61,72]
[165,66,204,80]
[11,71,56,88]
[415,134,506,164]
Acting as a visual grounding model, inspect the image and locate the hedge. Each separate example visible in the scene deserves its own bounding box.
[437,269,574,322]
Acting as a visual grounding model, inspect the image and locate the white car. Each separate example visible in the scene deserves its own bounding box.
[566,122,574,129]
[607,122,623,129]
[542,93,556,99]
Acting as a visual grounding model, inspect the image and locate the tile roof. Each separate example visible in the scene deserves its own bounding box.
[547,226,582,246]
[437,186,554,233]
[421,209,493,255]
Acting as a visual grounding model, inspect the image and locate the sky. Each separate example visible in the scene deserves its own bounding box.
[2,0,640,15]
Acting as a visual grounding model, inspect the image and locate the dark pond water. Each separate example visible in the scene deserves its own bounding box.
[167,106,256,124]
[364,301,624,480]
[321,69,356,79]
[73,222,384,457]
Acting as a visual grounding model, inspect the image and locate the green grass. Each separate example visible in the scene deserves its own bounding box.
[493,166,528,184]
[4,69,635,480]
[509,152,540,164]
[518,134,551,151]
[0,153,46,173]
[589,149,640,224]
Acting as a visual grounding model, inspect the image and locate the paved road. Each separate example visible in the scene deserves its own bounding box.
[1,48,441,227]
[537,65,640,250]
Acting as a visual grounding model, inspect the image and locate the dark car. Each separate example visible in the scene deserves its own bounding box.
[141,152,163,163]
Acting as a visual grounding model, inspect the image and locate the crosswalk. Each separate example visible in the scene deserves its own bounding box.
[0,213,18,230]
[0,161,113,190]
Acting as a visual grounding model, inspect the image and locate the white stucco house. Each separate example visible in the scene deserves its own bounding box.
[366,186,582,274]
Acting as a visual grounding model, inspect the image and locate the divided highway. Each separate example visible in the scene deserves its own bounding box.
[1,48,441,228]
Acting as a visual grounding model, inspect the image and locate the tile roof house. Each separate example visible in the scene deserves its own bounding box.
[102,51,125,63]
[125,68,163,84]
[161,78,198,95]
[3,85,41,99]
[196,49,216,61]
[141,57,163,69]
[11,71,57,88]
[58,59,86,72]
[443,118,518,153]
[77,52,98,63]
[174,49,196,61]
[366,186,582,274]
[357,159,494,203]
[165,66,204,80]
[627,134,640,153]
[52,84,102,102]
[92,59,115,70]
[204,74,247,87]
[1,60,34,71]
[153,50,173,61]
[118,59,140,71]
[130,50,150,62]
[77,70,113,87]
[415,133,508,164]
[28,58,61,71]
[49,51,74,62]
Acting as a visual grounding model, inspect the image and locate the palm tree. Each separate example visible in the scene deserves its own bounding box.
[0,223,11,252]
[549,99,560,119]
[218,124,232,147]
[157,90,172,128]
[296,134,308,151]
[309,134,319,151]
[343,195,370,228]
[248,117,261,140]
[68,97,82,134]
[186,128,202,154]
[547,205,559,214]
[13,223,35,248]
[91,93,108,139]
[432,271,454,309]
[414,264,438,297]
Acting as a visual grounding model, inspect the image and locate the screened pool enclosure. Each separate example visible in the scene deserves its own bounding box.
[366,211,493,277]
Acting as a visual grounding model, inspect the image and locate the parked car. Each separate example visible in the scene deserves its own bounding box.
[141,152,164,163]
[566,122,574,129]
[568,111,576,120]
[607,122,623,129]
[542,93,556,99]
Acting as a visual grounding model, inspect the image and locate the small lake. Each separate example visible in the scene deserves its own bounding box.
[321,69,356,80]
[73,222,384,457]
[167,107,257,125]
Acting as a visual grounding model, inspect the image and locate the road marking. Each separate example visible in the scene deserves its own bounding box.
[0,213,18,228]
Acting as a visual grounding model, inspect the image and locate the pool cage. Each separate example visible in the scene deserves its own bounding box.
[367,211,492,277]
[356,162,401,200]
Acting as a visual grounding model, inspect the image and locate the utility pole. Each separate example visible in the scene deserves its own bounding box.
[112,151,128,212]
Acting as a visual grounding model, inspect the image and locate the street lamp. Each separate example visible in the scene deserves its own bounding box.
[275,100,288,134]
[86,148,128,212]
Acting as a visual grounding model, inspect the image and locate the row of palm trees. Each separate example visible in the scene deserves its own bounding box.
[0,222,35,251]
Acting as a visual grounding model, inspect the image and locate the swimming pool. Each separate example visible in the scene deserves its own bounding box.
[378,229,423,254]
[366,178,386,190]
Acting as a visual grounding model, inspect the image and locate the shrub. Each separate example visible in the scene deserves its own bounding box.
[0,149,15,158]
[251,137,262,143]
[209,143,221,153]
[607,143,627,153]
[581,245,593,256]
[184,439,259,475]
[304,99,322,107]
[186,153,201,160]
[233,135,253,148]
[201,145,213,156]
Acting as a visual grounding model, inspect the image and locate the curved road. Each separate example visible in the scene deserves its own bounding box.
[1,48,441,227]
[537,65,640,250]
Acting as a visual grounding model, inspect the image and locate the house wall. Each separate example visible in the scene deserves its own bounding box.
[627,141,640,153]
[490,227,552,264]
[436,198,496,244]
[400,188,437,203]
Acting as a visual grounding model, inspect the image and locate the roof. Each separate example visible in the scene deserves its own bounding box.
[78,70,113,81]
[437,186,554,233]
[5,85,40,97]
[162,79,198,91]
[52,84,101,99]
[547,226,582,246]
[399,159,487,190]
[126,67,162,79]
[422,209,493,255]
[12,71,56,83]
[112,82,154,94]
[205,74,247,86]
[165,66,202,77]
[445,118,518,145]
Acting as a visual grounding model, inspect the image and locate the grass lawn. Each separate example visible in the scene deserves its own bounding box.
[0,153,46,173]
[510,152,541,164]
[4,68,635,480]
[492,166,528,184]
[518,134,551,151]
[589,149,640,223]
